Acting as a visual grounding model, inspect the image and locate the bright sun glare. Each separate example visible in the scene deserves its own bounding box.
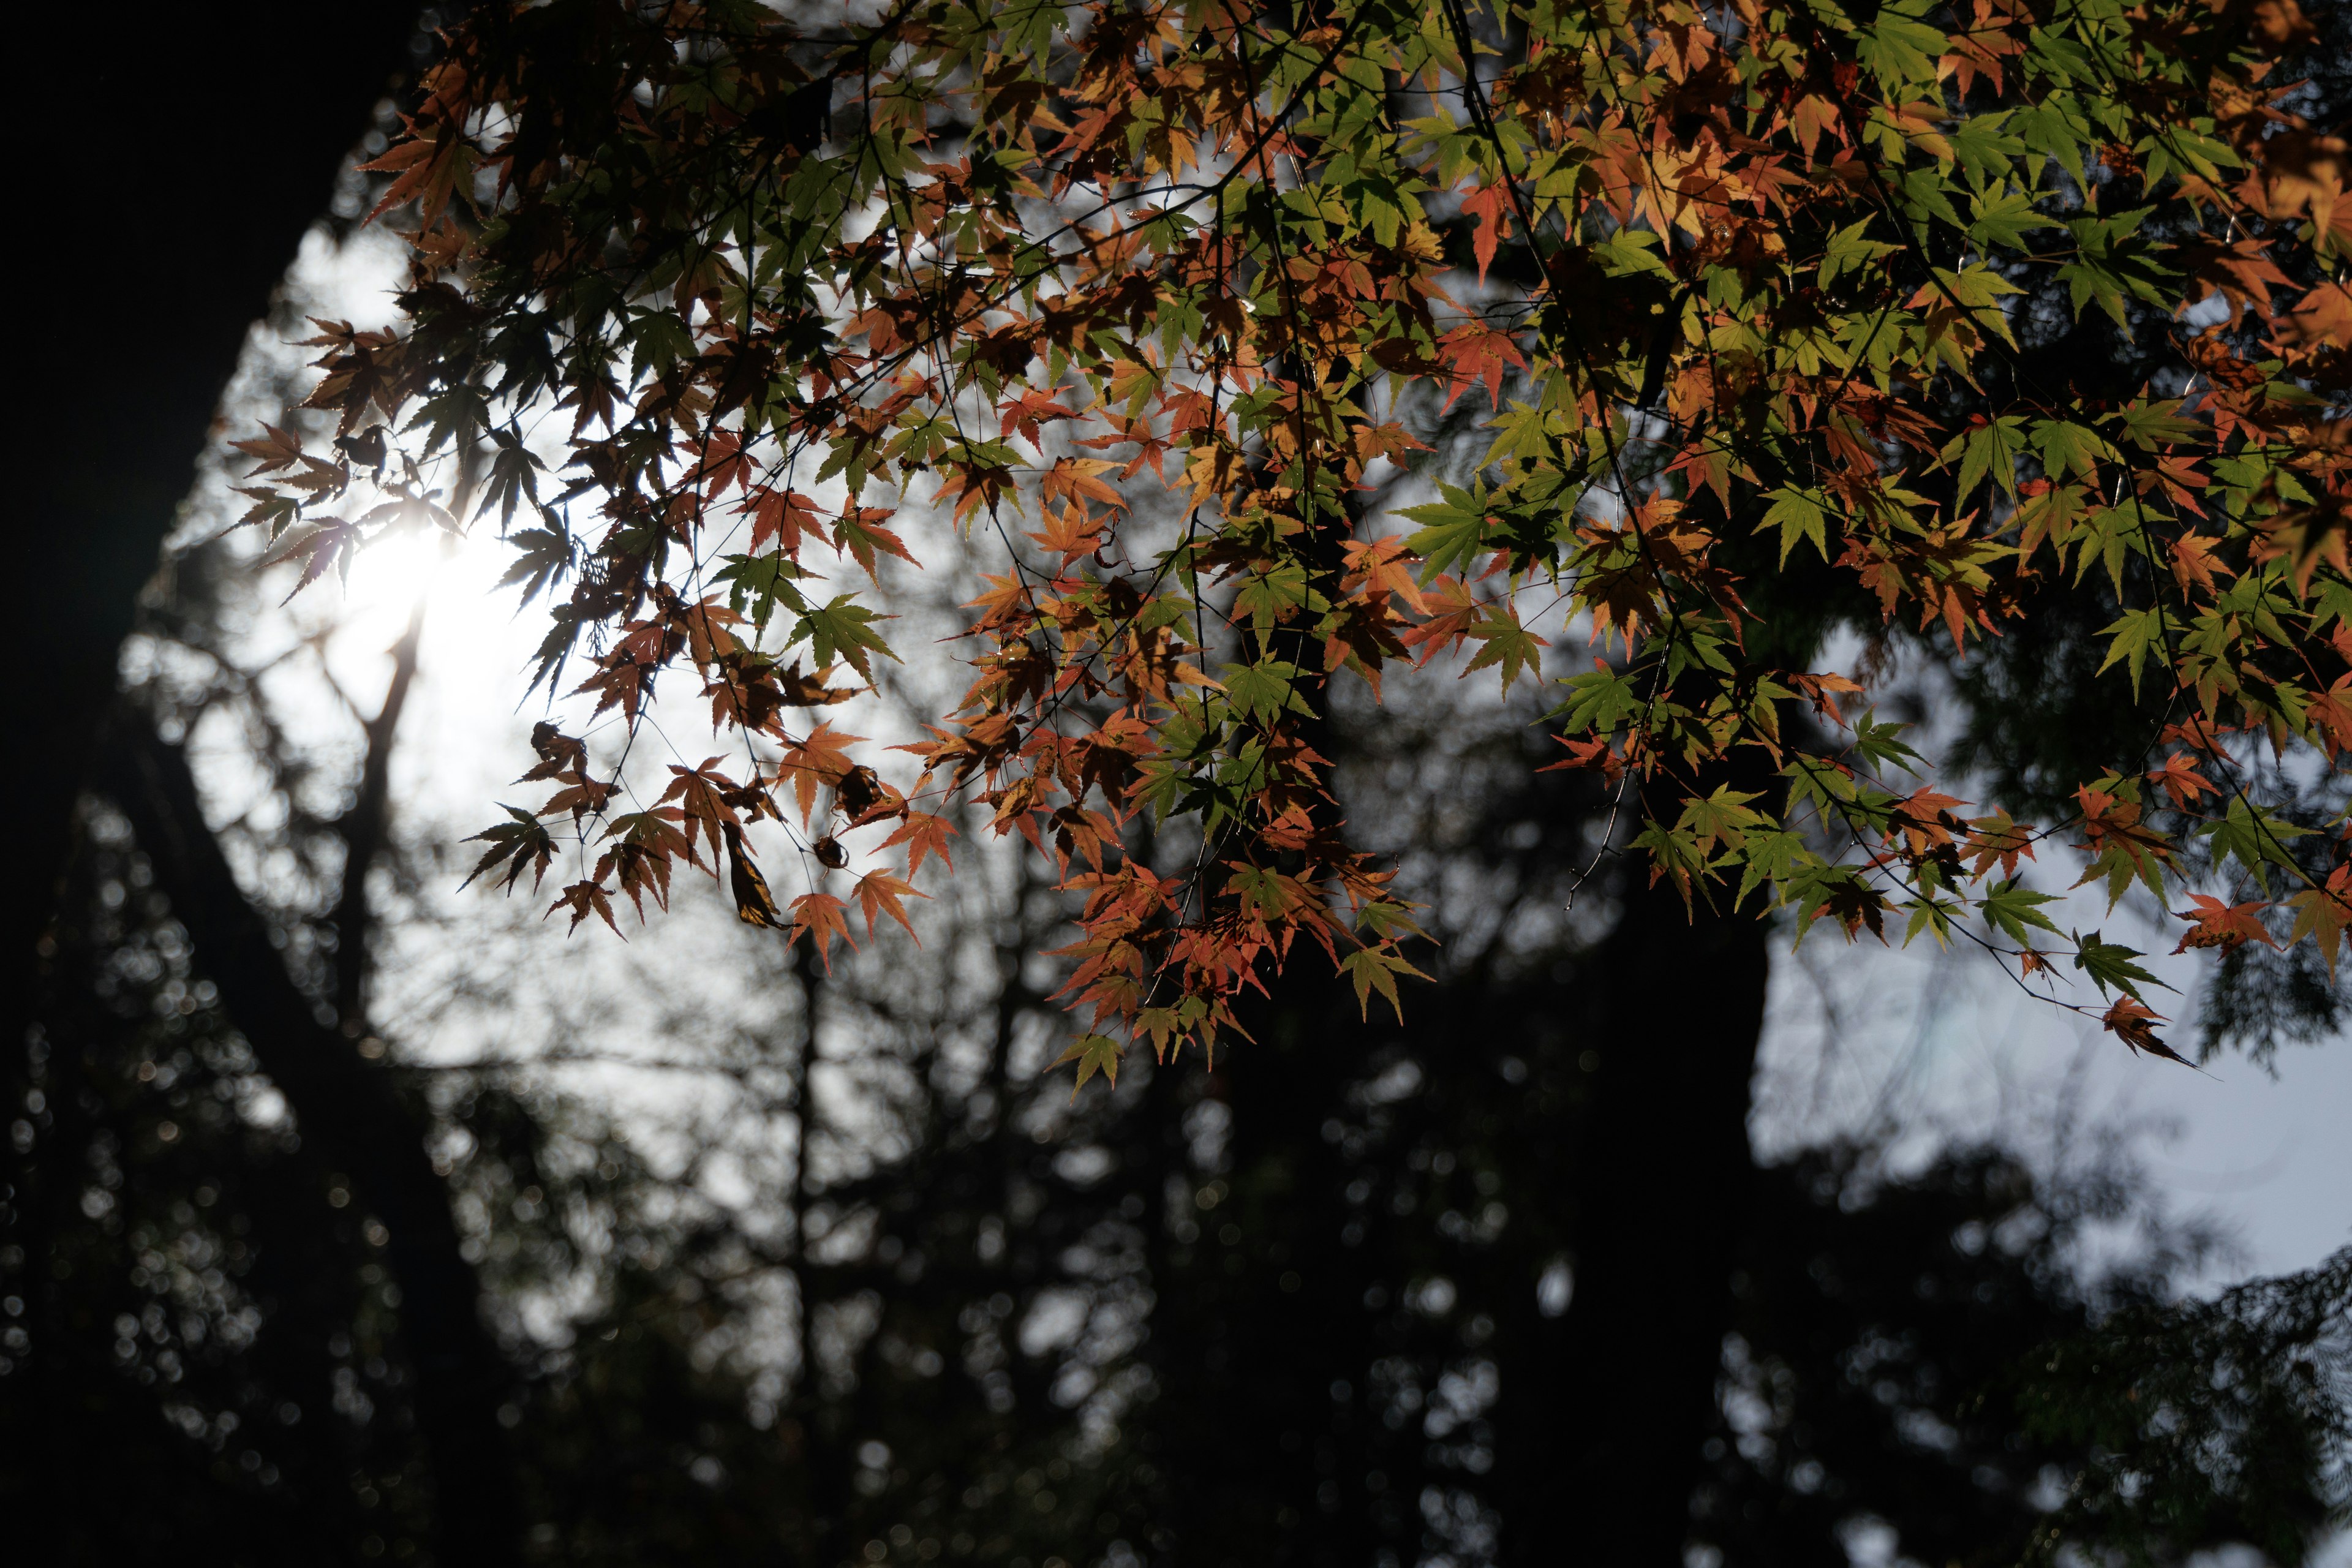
[343,524,450,618]
[311,523,501,717]
[305,518,540,807]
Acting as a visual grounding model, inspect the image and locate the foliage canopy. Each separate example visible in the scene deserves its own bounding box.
[238,0,2352,1068]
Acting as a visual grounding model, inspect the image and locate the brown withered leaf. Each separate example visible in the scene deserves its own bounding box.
[2246,0,2317,53]
[521,722,589,782]
[548,879,620,937]
[836,765,887,821]
[776,660,861,707]
[2100,996,2193,1066]
[723,825,784,929]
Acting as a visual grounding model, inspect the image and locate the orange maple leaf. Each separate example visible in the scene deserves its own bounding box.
[2145,753,2220,810]
[2171,894,2275,953]
[777,723,868,824]
[877,810,960,877]
[788,892,854,971]
[852,870,929,939]
[1460,182,1513,285]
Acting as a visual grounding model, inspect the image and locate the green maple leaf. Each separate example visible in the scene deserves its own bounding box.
[1759,488,1830,565]
[1818,218,1897,287]
[1222,659,1308,726]
[1944,416,2029,502]
[2071,930,2169,1003]
[1849,713,1926,774]
[715,551,811,627]
[2111,398,2203,450]
[1556,666,1645,733]
[1677,786,1767,856]
[791,595,899,679]
[2030,420,2109,484]
[1051,1033,1125,1096]
[2198,796,2311,894]
[1400,482,1499,582]
[1463,608,1545,695]
[1966,188,2056,252]
[1981,879,2063,948]
[1341,945,1431,1024]
[2095,606,2167,699]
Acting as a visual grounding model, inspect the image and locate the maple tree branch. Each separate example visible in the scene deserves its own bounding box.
[330,589,429,1026]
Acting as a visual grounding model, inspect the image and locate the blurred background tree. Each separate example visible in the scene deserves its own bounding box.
[7,489,2344,1564]
[5,4,2349,1567]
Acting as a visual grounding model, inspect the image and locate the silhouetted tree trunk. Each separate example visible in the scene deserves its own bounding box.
[100,718,519,1568]
[7,9,426,1552]
[1520,879,1771,1566]
[784,933,861,1568]
[12,0,423,1074]
[1145,1017,1393,1567]
[331,596,429,1027]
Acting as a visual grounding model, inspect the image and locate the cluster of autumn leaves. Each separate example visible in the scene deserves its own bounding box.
[232,0,2351,1076]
